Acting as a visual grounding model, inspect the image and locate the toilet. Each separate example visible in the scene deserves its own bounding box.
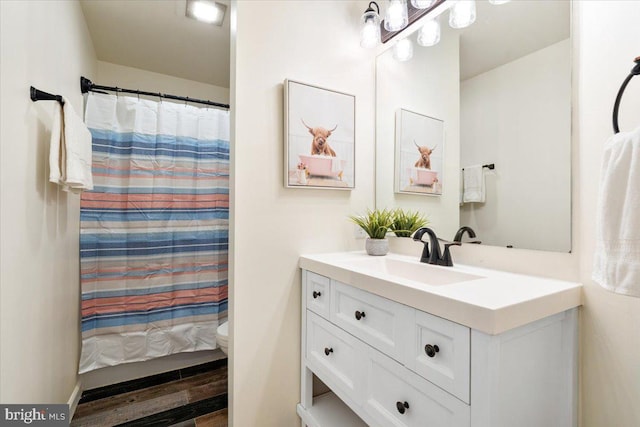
[216,321,229,355]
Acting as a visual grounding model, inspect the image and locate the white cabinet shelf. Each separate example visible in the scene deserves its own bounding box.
[297,392,368,427]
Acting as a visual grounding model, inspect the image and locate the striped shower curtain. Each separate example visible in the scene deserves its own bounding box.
[79,93,229,373]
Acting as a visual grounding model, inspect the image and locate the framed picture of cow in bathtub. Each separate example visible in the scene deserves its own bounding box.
[395,109,444,196]
[284,79,355,189]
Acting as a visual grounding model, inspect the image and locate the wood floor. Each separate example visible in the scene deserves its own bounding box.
[71,359,228,427]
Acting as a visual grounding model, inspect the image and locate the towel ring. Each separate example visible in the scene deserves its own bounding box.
[612,56,640,134]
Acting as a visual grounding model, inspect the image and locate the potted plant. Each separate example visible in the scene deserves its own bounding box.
[389,208,429,237]
[349,209,393,256]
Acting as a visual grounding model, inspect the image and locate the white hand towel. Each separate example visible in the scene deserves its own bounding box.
[592,126,640,297]
[49,101,64,186]
[462,165,485,203]
[48,97,93,191]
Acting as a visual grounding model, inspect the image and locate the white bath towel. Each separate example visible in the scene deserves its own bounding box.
[462,165,485,203]
[49,97,93,192]
[592,126,640,297]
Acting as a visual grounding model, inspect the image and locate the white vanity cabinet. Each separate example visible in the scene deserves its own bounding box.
[297,269,578,427]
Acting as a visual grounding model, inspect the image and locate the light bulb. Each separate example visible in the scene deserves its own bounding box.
[384,0,409,32]
[449,0,476,29]
[411,0,436,9]
[488,0,511,4]
[360,8,381,48]
[417,18,440,46]
[393,38,414,62]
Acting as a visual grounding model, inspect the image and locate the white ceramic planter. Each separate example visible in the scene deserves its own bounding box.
[365,238,389,256]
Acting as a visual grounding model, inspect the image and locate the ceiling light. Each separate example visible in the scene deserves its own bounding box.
[417,17,440,47]
[384,0,409,32]
[186,0,226,26]
[411,0,436,9]
[488,0,511,4]
[449,0,476,29]
[393,38,414,61]
[360,2,381,48]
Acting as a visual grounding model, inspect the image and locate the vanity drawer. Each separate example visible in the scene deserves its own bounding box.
[306,310,364,404]
[362,345,470,427]
[331,280,413,364]
[409,310,471,403]
[305,271,331,319]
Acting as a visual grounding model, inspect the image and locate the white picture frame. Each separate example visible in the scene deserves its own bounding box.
[395,109,444,196]
[284,79,355,190]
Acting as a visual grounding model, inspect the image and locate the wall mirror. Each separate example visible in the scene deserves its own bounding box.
[375,0,571,252]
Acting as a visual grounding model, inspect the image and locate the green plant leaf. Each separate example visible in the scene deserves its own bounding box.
[389,208,429,237]
[348,208,394,239]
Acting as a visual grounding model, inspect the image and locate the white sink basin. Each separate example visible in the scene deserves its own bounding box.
[346,256,484,286]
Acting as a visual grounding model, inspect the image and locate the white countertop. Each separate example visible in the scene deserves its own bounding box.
[299,251,582,335]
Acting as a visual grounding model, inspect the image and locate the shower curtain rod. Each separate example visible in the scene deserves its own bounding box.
[80,76,230,109]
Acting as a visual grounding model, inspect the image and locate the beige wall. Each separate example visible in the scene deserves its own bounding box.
[575,2,640,426]
[0,0,96,403]
[230,1,375,425]
[96,60,230,105]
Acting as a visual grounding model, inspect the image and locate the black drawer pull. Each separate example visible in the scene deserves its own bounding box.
[355,310,366,320]
[396,401,410,414]
[425,344,440,358]
[324,347,333,356]
[313,291,322,299]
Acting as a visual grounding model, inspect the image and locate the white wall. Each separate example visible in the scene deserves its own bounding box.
[230,1,376,425]
[575,2,640,426]
[460,40,571,252]
[376,26,461,238]
[96,60,230,105]
[0,0,96,403]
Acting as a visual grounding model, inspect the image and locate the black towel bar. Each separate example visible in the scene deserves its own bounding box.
[612,56,640,134]
[462,164,495,171]
[30,86,64,105]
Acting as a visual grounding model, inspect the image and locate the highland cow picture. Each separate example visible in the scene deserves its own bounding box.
[395,109,444,195]
[285,80,355,189]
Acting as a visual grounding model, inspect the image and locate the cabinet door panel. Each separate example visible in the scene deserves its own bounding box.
[306,311,364,404]
[306,271,331,319]
[410,310,470,403]
[331,280,412,364]
[363,345,470,427]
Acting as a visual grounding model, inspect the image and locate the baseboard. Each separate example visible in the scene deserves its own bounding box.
[67,380,83,419]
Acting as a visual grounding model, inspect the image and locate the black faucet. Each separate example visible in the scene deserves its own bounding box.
[413,227,461,267]
[453,226,482,244]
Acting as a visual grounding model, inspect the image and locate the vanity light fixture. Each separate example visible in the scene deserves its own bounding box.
[417,16,440,47]
[384,0,409,32]
[488,0,511,4]
[449,0,476,29]
[186,0,226,26]
[393,38,414,61]
[361,2,382,48]
[411,0,436,9]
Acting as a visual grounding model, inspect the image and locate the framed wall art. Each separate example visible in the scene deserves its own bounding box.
[284,79,355,189]
[395,109,444,196]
